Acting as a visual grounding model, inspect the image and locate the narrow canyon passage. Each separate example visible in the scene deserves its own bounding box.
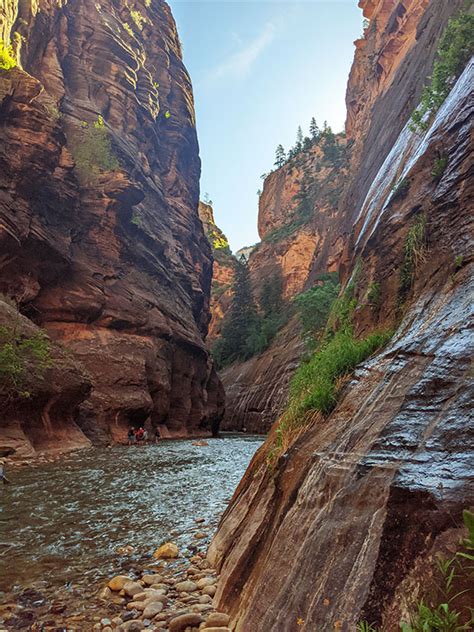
[0,437,263,626]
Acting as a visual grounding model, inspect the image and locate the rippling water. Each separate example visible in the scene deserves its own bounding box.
[0,435,263,619]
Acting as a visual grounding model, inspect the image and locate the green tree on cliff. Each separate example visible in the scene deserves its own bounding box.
[295,125,304,152]
[212,257,258,367]
[310,117,320,141]
[274,144,286,168]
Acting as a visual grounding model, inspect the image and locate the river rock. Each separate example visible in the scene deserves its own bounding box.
[198,595,212,604]
[196,578,216,589]
[118,622,145,632]
[194,532,207,540]
[142,574,163,586]
[123,581,143,597]
[202,628,231,632]
[203,613,231,627]
[108,576,132,591]
[102,628,113,632]
[142,602,163,618]
[153,543,179,559]
[169,613,203,632]
[201,585,216,597]
[175,581,198,593]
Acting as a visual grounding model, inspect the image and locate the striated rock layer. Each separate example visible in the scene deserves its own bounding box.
[0,0,224,453]
[209,1,473,630]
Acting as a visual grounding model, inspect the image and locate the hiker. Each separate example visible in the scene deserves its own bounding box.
[136,427,144,442]
[154,427,161,443]
[0,459,10,485]
[127,427,136,446]
[142,429,148,443]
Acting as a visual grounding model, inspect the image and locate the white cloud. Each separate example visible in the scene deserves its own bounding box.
[211,22,276,80]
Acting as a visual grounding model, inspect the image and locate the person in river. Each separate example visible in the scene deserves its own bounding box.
[154,427,161,443]
[127,427,136,446]
[0,459,10,484]
[136,427,144,442]
[142,429,148,443]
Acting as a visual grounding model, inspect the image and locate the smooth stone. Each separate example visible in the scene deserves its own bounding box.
[118,622,145,632]
[100,618,112,626]
[198,595,212,604]
[192,604,213,613]
[102,628,113,632]
[203,613,230,628]
[169,613,203,632]
[98,586,112,599]
[201,586,216,597]
[123,582,143,597]
[142,602,163,618]
[175,581,198,593]
[127,602,146,612]
[142,574,163,586]
[111,618,123,626]
[196,578,216,589]
[153,543,179,560]
[194,518,205,524]
[202,628,230,632]
[108,576,133,591]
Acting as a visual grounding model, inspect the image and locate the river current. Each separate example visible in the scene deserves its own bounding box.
[0,435,263,626]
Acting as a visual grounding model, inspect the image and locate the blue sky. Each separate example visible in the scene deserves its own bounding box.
[170,1,363,251]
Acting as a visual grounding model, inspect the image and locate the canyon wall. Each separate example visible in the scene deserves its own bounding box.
[0,0,224,455]
[209,1,473,629]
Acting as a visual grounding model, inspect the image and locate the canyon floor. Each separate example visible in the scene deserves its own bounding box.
[0,436,263,631]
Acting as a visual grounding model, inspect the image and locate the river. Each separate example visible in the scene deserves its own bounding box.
[0,435,263,628]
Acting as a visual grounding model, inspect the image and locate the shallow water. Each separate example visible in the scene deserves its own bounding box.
[0,435,263,622]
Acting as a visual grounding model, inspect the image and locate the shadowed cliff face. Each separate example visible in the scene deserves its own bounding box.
[209,1,474,629]
[0,0,224,453]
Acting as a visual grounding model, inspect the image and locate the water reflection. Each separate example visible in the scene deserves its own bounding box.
[0,435,263,610]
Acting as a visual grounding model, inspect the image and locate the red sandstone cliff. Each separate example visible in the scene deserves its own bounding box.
[198,201,235,343]
[0,0,224,455]
[209,0,473,629]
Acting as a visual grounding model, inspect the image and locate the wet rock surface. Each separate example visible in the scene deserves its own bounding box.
[209,4,474,631]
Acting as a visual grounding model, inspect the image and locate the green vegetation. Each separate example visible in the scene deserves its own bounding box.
[357,623,378,632]
[212,263,286,368]
[294,273,339,341]
[130,10,148,30]
[69,115,119,182]
[268,259,392,463]
[0,40,16,70]
[410,12,474,132]
[391,177,410,203]
[367,281,381,309]
[123,22,134,37]
[432,156,449,181]
[0,325,53,401]
[131,211,142,227]
[399,215,427,303]
[454,255,464,270]
[288,329,392,418]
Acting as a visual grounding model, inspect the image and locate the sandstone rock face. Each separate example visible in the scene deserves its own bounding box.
[218,134,347,432]
[198,202,235,343]
[209,3,474,630]
[0,0,224,451]
[0,300,91,457]
[219,320,304,434]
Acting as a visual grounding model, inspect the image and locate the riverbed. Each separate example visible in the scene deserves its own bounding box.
[0,435,263,628]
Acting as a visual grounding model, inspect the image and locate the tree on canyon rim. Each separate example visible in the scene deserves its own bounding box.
[212,257,258,367]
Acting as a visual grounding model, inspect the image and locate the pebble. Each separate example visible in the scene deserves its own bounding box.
[123,581,143,597]
[153,542,179,560]
[169,613,203,632]
[196,578,216,589]
[142,601,163,618]
[108,576,133,591]
[203,613,231,627]
[142,574,163,586]
[201,585,216,597]
[175,581,198,593]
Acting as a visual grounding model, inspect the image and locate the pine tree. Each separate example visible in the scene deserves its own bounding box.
[310,117,319,141]
[274,144,286,168]
[214,257,258,366]
[296,125,303,151]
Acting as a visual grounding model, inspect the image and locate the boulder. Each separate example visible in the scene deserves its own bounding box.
[169,613,203,632]
[108,576,133,592]
[153,542,179,559]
